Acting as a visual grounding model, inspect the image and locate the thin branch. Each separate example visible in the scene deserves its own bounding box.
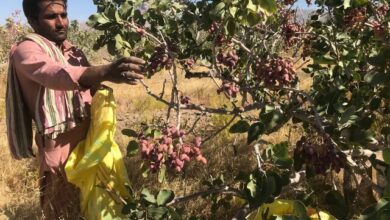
[231,38,252,55]
[160,79,167,99]
[295,59,310,71]
[140,80,171,106]
[157,28,168,47]
[124,21,163,45]
[253,143,265,174]
[167,186,245,206]
[188,115,203,134]
[172,62,181,130]
[203,115,238,143]
[140,80,265,115]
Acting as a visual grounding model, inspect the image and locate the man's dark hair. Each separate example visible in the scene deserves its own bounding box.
[23,0,68,20]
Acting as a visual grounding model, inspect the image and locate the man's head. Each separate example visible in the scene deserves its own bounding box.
[23,0,69,44]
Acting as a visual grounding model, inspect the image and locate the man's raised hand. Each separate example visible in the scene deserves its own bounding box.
[105,56,146,84]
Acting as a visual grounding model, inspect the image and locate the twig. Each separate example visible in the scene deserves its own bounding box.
[160,79,167,99]
[231,38,252,55]
[124,21,163,45]
[254,143,265,174]
[203,115,238,143]
[295,59,310,70]
[172,62,181,130]
[140,80,265,115]
[167,186,245,206]
[157,28,168,47]
[188,115,203,134]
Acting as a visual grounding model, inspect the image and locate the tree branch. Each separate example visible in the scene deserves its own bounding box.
[167,186,245,206]
[140,80,264,115]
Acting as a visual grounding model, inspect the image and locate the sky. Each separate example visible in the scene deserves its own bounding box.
[0,0,96,24]
[0,0,314,25]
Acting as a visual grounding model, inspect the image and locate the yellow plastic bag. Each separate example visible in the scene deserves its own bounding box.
[65,88,131,220]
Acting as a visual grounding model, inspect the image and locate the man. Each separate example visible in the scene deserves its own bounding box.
[6,0,145,219]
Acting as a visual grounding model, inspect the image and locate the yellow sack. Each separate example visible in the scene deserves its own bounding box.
[65,88,131,220]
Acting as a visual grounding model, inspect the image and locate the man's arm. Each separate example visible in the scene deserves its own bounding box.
[12,40,145,90]
[78,57,145,88]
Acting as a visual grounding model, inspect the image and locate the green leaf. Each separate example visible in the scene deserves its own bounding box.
[156,189,174,206]
[325,190,348,219]
[247,0,258,12]
[368,47,390,67]
[87,13,109,26]
[267,171,284,197]
[229,120,250,133]
[314,55,336,65]
[115,10,123,24]
[350,128,377,145]
[370,97,382,110]
[122,129,138,137]
[115,34,123,50]
[167,207,181,220]
[246,176,258,197]
[343,0,351,9]
[246,11,261,26]
[122,202,137,215]
[107,40,116,55]
[263,174,276,198]
[145,127,153,137]
[119,1,134,19]
[141,188,156,204]
[257,0,277,15]
[383,149,390,165]
[127,140,139,157]
[210,2,225,18]
[158,164,166,183]
[338,106,358,129]
[229,6,238,17]
[147,207,168,220]
[153,130,162,139]
[225,17,236,36]
[272,142,289,159]
[260,109,285,133]
[247,122,265,144]
[364,72,390,85]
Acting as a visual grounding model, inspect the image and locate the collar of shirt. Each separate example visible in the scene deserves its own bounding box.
[38,34,75,53]
[61,40,75,53]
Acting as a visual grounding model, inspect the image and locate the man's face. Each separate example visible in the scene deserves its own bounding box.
[30,1,69,44]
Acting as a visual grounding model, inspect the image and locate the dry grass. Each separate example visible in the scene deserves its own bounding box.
[0,68,41,219]
[0,60,310,219]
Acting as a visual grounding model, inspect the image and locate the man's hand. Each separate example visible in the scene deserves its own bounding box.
[79,56,146,88]
[105,56,146,84]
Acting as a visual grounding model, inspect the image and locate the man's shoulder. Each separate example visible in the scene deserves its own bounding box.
[11,39,44,58]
